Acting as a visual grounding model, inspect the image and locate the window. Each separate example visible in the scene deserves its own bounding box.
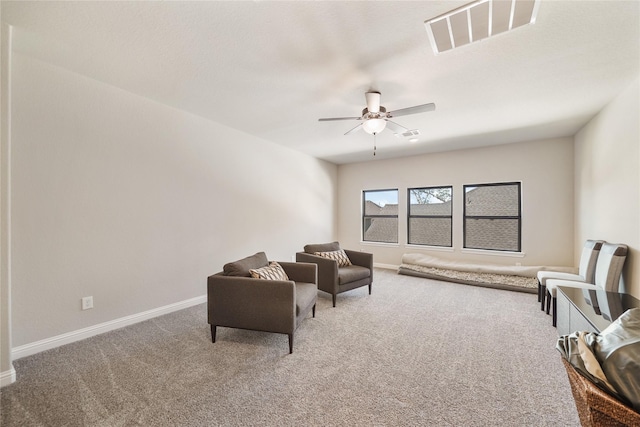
[408,186,452,247]
[463,182,521,252]
[362,189,398,243]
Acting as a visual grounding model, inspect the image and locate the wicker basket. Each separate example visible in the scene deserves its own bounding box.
[561,358,640,426]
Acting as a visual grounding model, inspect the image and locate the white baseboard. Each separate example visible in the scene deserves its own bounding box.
[0,365,16,387]
[374,263,399,270]
[12,295,207,360]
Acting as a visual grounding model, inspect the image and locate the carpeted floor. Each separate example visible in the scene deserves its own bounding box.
[0,268,580,426]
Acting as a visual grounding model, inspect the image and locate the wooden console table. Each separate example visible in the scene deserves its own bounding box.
[556,287,640,335]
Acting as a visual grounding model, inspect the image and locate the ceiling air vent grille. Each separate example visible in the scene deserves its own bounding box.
[424,0,540,54]
[402,129,420,137]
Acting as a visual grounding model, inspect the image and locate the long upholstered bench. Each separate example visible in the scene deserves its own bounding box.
[398,253,575,293]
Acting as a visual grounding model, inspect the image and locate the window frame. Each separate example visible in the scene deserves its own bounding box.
[407,185,453,247]
[362,188,399,244]
[463,181,522,252]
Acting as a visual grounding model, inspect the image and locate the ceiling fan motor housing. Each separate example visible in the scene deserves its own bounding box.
[362,106,387,120]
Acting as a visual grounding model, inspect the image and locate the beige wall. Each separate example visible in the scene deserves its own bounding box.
[337,138,575,268]
[9,52,337,348]
[1,22,15,386]
[575,78,640,298]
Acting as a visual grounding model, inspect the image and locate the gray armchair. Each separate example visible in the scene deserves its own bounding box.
[296,242,373,307]
[207,252,317,353]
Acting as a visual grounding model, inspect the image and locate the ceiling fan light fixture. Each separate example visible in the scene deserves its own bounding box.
[362,118,387,135]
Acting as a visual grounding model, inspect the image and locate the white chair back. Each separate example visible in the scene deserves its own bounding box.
[594,243,628,292]
[578,240,604,283]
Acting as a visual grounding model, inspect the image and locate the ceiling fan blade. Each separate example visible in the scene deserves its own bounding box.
[388,103,436,118]
[318,116,361,122]
[344,123,363,135]
[384,120,409,134]
[365,91,381,113]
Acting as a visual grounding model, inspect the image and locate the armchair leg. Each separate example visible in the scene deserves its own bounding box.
[332,294,336,307]
[540,285,546,311]
[545,290,551,315]
[211,325,216,343]
[537,280,541,302]
[369,283,372,295]
[288,334,293,354]
[312,304,316,318]
[552,297,557,327]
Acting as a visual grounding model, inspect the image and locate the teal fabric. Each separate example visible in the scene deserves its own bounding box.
[557,308,640,411]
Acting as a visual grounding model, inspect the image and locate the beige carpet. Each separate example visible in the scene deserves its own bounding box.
[1,269,579,426]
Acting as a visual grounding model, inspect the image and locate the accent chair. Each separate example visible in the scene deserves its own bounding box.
[207,252,317,353]
[296,241,373,307]
[537,239,603,310]
[545,243,628,327]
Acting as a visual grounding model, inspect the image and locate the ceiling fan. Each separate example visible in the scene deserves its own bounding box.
[318,91,436,136]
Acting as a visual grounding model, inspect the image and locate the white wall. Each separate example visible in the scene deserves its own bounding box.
[1,22,16,386]
[337,138,575,268]
[10,52,337,348]
[575,77,640,298]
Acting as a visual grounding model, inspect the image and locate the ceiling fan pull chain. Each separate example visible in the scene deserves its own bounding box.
[373,133,377,156]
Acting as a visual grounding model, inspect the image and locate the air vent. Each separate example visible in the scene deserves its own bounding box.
[424,0,540,54]
[403,129,420,137]
[396,129,420,137]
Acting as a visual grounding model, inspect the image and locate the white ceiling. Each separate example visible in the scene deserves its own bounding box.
[2,1,639,164]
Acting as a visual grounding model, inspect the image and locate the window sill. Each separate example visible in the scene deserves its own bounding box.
[405,244,454,252]
[461,248,525,258]
[360,241,400,248]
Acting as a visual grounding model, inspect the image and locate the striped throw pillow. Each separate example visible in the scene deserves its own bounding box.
[314,249,352,267]
[250,262,290,281]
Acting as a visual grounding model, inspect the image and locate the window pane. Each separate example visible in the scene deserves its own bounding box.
[363,218,398,243]
[409,218,452,246]
[364,190,398,208]
[465,218,519,251]
[363,189,398,243]
[409,187,452,215]
[463,182,521,252]
[408,186,452,247]
[465,184,520,216]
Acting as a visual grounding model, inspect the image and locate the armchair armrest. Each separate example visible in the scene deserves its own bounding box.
[279,261,317,285]
[345,249,374,286]
[207,273,296,334]
[296,252,338,293]
[344,250,373,269]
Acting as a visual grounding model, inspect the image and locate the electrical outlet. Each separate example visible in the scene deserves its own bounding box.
[516,262,522,267]
[82,296,93,310]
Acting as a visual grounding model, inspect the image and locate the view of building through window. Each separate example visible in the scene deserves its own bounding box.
[463,182,521,251]
[408,186,453,247]
[362,189,398,243]
[362,183,521,252]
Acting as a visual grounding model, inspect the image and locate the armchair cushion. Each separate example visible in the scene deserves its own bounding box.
[295,282,317,316]
[338,265,371,285]
[304,241,340,254]
[223,252,268,277]
[314,249,352,267]
[250,262,289,281]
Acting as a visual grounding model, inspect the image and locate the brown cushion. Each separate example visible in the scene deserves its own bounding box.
[295,282,317,316]
[314,249,352,267]
[304,241,340,254]
[250,262,289,281]
[223,252,269,277]
[338,265,371,285]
